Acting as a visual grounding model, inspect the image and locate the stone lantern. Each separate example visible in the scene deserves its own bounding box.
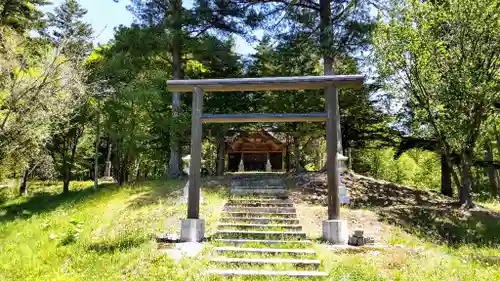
[337,153,350,204]
[181,155,204,204]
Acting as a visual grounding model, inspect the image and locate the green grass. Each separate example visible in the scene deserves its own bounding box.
[0,179,227,281]
[2,179,500,280]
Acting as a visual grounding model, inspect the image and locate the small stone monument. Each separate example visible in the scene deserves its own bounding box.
[180,155,204,204]
[348,228,375,246]
[337,153,350,204]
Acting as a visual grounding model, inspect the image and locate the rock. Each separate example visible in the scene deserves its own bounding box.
[348,235,366,246]
[156,232,180,243]
[364,236,375,244]
[354,228,364,237]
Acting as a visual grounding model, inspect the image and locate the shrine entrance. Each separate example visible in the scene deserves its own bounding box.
[226,130,283,172]
[166,75,364,243]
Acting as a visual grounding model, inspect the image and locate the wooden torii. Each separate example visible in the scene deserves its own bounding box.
[167,75,364,243]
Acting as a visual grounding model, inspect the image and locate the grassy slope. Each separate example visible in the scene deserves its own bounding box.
[0,177,499,281]
[0,180,226,281]
[293,173,500,281]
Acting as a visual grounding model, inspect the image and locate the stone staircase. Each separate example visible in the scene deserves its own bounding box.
[206,174,328,278]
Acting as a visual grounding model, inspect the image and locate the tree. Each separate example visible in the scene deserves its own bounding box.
[88,24,244,183]
[0,0,49,32]
[246,35,394,172]
[374,0,500,208]
[46,0,93,62]
[0,26,87,195]
[44,0,94,193]
[126,0,261,178]
[245,0,376,162]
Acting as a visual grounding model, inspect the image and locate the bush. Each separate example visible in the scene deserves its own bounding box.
[353,148,441,191]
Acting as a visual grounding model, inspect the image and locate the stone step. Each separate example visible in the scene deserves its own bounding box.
[213,247,316,256]
[220,217,300,224]
[230,194,288,198]
[231,189,287,195]
[231,185,286,189]
[214,238,312,246]
[215,230,307,239]
[209,257,321,268]
[224,211,297,218]
[228,199,291,203]
[231,180,284,185]
[218,223,302,230]
[205,269,328,278]
[224,206,296,213]
[226,202,294,207]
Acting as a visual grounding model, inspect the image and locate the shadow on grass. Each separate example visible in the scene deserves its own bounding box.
[125,180,185,209]
[0,182,117,223]
[294,172,500,247]
[377,205,500,246]
[125,177,230,210]
[87,235,149,253]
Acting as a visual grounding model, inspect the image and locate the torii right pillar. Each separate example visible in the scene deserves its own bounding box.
[323,84,349,244]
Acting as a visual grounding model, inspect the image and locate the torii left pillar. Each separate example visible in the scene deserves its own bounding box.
[180,87,205,242]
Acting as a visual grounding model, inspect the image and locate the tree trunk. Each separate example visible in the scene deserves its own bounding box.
[168,0,183,179]
[63,129,81,193]
[347,146,352,170]
[285,143,291,172]
[104,139,112,178]
[119,153,128,185]
[136,156,141,181]
[94,104,101,189]
[484,142,498,197]
[495,127,500,185]
[494,123,500,158]
[315,143,322,171]
[459,149,474,208]
[216,134,225,176]
[293,135,304,172]
[19,168,29,196]
[440,152,453,197]
[319,0,342,161]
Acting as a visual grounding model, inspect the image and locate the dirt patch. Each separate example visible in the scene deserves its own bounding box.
[296,204,392,243]
[291,172,500,246]
[290,172,453,208]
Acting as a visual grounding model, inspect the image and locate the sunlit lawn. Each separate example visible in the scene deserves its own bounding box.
[0,179,227,281]
[0,179,499,280]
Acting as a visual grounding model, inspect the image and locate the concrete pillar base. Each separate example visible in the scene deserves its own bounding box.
[180,219,205,242]
[323,220,348,244]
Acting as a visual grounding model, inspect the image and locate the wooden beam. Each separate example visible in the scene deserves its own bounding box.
[325,85,340,220]
[200,113,327,124]
[187,87,203,219]
[167,75,364,92]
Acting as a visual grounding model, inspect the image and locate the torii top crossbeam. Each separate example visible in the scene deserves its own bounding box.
[166,75,364,92]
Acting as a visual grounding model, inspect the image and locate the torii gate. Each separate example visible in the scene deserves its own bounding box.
[167,75,364,244]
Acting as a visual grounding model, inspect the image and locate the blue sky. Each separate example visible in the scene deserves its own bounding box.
[43,0,258,54]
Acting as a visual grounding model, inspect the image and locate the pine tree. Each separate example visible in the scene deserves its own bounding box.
[127,0,261,178]
[47,0,93,62]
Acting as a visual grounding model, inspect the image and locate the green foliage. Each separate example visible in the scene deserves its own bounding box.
[0,25,87,182]
[0,0,49,32]
[46,0,94,62]
[55,218,84,245]
[374,0,500,205]
[354,148,441,191]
